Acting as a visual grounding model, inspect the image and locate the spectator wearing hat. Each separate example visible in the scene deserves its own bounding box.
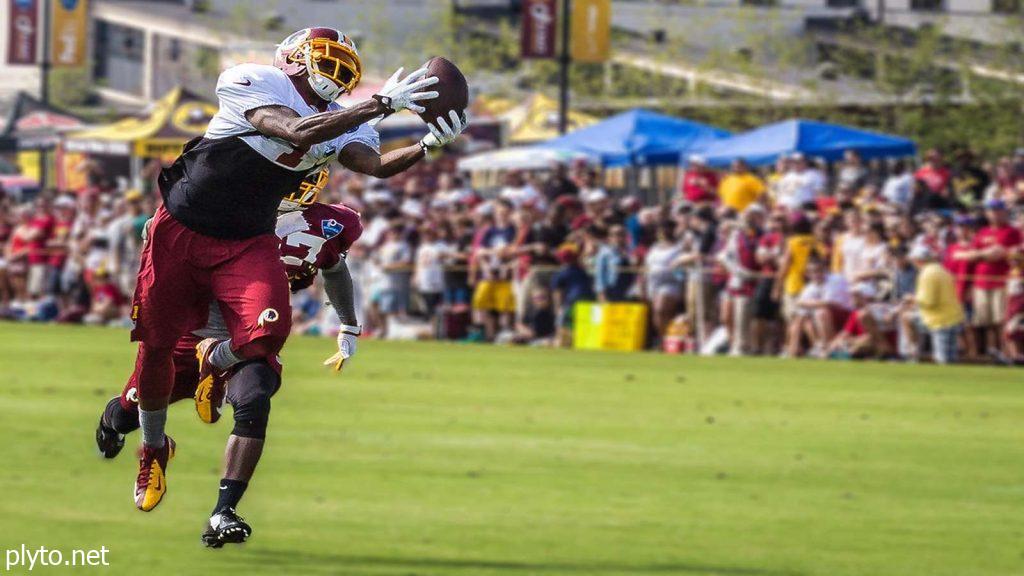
[827,282,896,359]
[903,244,965,364]
[680,155,720,205]
[954,199,1023,357]
[718,159,765,213]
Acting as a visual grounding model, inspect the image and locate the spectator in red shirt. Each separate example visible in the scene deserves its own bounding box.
[827,282,895,359]
[25,195,55,298]
[944,215,980,359]
[47,196,76,296]
[718,207,763,355]
[914,149,952,197]
[1003,266,1024,363]
[83,267,126,326]
[955,199,1023,356]
[943,215,978,304]
[679,155,719,205]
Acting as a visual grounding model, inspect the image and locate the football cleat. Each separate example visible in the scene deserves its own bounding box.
[202,508,252,548]
[95,417,126,459]
[195,338,229,425]
[134,436,175,512]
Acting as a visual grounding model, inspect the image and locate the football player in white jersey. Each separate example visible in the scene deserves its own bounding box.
[122,26,467,544]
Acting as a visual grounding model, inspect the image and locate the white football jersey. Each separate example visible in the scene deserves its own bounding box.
[205,63,379,172]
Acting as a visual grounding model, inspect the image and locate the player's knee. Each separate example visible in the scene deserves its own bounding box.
[229,361,278,439]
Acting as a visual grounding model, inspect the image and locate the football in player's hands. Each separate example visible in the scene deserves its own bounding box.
[417,57,469,131]
[374,67,439,115]
[420,110,468,149]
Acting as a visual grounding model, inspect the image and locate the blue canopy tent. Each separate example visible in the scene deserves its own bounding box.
[538,108,730,168]
[699,119,917,167]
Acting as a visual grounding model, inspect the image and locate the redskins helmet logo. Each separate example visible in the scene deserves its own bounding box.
[258,308,280,328]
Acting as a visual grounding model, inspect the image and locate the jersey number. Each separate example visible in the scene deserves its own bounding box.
[276,144,311,168]
[281,231,329,267]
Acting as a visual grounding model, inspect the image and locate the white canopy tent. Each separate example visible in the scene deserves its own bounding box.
[457,147,597,172]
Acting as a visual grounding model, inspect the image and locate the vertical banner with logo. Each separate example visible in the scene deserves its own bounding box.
[520,0,557,60]
[570,0,611,63]
[7,0,39,65]
[51,0,89,67]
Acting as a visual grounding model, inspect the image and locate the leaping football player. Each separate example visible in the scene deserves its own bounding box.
[97,169,365,546]
[115,26,466,533]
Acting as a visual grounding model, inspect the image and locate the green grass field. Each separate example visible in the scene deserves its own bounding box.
[0,323,1022,575]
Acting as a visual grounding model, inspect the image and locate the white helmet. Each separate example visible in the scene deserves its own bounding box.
[273,28,361,102]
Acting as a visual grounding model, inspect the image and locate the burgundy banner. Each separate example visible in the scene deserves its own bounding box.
[7,0,39,65]
[520,0,557,60]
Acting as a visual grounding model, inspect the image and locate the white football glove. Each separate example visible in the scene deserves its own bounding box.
[323,325,361,373]
[374,67,439,115]
[420,110,468,149]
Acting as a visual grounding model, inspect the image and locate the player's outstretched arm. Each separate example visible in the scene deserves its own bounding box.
[322,259,358,327]
[247,101,387,149]
[337,111,468,179]
[321,259,360,373]
[246,67,439,149]
[338,142,425,179]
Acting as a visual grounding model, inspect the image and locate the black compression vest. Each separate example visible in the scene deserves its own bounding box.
[158,136,308,240]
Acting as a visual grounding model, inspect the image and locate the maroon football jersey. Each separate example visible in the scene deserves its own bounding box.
[276,203,363,283]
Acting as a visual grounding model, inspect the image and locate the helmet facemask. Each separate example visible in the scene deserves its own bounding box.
[291,37,361,102]
[280,168,329,213]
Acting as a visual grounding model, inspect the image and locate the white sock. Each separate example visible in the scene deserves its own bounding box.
[139,409,167,449]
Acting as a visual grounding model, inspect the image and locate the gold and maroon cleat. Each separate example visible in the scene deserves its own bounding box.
[134,436,175,512]
[194,338,228,424]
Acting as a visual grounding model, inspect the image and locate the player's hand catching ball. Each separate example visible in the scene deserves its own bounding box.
[323,324,361,373]
[420,110,468,149]
[374,67,439,115]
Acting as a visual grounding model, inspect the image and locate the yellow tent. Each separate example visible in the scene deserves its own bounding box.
[63,87,217,159]
[476,93,599,144]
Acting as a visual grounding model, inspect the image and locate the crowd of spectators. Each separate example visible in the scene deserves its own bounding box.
[3,146,1024,365]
